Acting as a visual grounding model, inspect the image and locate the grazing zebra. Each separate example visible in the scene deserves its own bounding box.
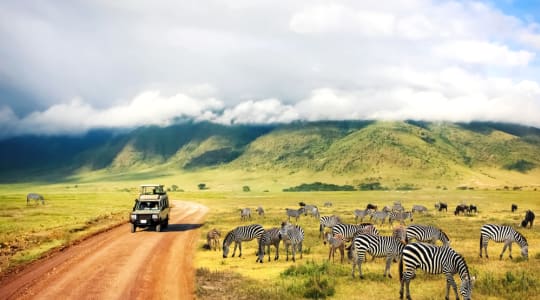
[206,228,221,251]
[389,211,414,226]
[240,208,251,220]
[353,209,371,224]
[399,242,474,300]
[392,202,404,212]
[406,224,450,246]
[521,210,535,228]
[382,206,392,213]
[285,207,305,222]
[411,205,427,213]
[319,215,342,239]
[279,222,305,262]
[349,227,407,279]
[256,206,265,217]
[304,205,320,218]
[370,211,388,225]
[479,224,528,259]
[26,193,45,205]
[324,201,332,207]
[324,232,345,263]
[332,223,379,241]
[256,227,281,263]
[222,224,264,258]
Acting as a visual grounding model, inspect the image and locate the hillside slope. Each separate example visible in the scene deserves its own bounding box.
[0,121,539,187]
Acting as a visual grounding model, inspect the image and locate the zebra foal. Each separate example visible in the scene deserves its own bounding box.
[240,208,251,220]
[285,207,305,222]
[222,224,264,258]
[399,242,474,300]
[206,228,221,251]
[324,232,345,264]
[479,224,528,259]
[332,223,379,242]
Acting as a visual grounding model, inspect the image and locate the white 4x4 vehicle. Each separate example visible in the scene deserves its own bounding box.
[130,184,170,232]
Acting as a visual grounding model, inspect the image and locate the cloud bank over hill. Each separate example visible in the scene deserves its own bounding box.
[0,1,539,138]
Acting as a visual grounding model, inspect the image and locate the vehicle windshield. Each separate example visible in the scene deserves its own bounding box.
[137,201,159,210]
[140,185,164,195]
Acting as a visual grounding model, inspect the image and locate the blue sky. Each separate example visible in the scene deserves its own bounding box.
[0,0,539,138]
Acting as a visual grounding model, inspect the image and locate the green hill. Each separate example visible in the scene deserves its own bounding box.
[1,120,539,188]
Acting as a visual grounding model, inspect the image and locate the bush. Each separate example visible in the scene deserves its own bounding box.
[242,186,250,192]
[198,183,207,190]
[283,182,355,192]
[504,159,535,173]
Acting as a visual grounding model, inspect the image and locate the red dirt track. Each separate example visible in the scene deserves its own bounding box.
[0,201,208,300]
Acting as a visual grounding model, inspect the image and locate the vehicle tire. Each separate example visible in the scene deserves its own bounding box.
[156,223,162,232]
[163,217,169,228]
[131,224,136,233]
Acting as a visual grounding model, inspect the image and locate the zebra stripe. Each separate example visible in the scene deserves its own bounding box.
[399,242,474,300]
[222,224,264,258]
[406,224,450,246]
[256,227,281,263]
[353,209,371,224]
[319,215,342,239]
[370,211,388,225]
[332,223,379,241]
[349,230,406,279]
[279,222,305,262]
[479,224,528,259]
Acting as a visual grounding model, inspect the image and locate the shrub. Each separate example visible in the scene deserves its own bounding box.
[504,159,535,173]
[242,186,250,192]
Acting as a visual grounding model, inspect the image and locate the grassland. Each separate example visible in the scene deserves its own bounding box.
[1,179,539,300]
[192,190,540,300]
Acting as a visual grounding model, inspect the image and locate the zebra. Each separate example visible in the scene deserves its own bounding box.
[399,242,474,300]
[240,208,251,220]
[348,226,407,279]
[389,211,414,226]
[353,209,371,224]
[206,228,221,251]
[256,227,281,263]
[26,193,45,205]
[392,201,404,212]
[319,215,342,239]
[222,224,264,258]
[285,207,305,222]
[304,205,320,218]
[324,201,332,207]
[324,232,345,263]
[406,224,450,246]
[279,222,305,262]
[479,224,528,259]
[256,206,265,217]
[332,223,379,241]
[370,211,388,225]
[411,205,427,213]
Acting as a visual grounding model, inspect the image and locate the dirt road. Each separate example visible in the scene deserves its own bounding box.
[0,200,208,300]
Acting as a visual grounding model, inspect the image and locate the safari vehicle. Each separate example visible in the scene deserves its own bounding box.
[130,184,170,233]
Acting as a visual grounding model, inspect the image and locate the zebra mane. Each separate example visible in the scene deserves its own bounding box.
[223,230,234,246]
[513,229,528,246]
[455,252,471,281]
[440,230,449,241]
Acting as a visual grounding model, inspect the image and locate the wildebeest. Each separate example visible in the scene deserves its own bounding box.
[521,210,535,228]
[434,202,447,212]
[256,206,265,217]
[26,193,45,205]
[366,203,378,211]
[511,204,518,213]
[468,205,477,214]
[454,204,468,216]
[411,205,428,213]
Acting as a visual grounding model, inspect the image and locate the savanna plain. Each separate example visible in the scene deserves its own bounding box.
[0,179,539,300]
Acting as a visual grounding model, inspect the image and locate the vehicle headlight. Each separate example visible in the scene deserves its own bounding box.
[130,214,137,221]
[152,214,159,220]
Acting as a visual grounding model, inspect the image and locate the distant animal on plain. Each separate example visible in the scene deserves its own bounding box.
[324,202,332,207]
[454,204,468,216]
[521,210,535,228]
[26,193,45,205]
[256,206,265,217]
[468,205,477,214]
[366,203,378,211]
[240,208,251,220]
[511,204,518,212]
[411,205,428,213]
[435,202,447,212]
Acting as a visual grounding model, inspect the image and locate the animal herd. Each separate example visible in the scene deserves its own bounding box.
[206,201,535,300]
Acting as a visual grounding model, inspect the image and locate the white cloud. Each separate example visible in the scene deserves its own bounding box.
[434,40,535,66]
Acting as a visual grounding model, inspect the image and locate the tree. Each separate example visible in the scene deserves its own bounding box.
[198,183,207,190]
[171,184,179,191]
[243,186,250,192]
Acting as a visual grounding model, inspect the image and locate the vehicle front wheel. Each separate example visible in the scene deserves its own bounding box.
[156,223,162,232]
[131,224,136,233]
[163,217,169,228]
